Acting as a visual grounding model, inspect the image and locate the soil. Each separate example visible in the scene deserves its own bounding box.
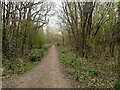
[2,46,74,88]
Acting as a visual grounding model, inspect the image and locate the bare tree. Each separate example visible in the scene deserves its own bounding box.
[58,1,117,58]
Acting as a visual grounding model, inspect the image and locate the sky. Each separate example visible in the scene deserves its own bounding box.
[35,0,119,30]
[35,0,61,29]
[33,0,62,34]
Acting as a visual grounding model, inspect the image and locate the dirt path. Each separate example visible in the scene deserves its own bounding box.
[3,46,73,88]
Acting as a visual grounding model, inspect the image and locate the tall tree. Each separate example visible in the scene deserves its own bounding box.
[2,2,7,56]
[0,2,1,85]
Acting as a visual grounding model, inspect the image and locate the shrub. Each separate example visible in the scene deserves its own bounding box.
[114,79,120,90]
[29,46,48,62]
[69,56,77,63]
[89,68,100,76]
[34,33,46,47]
[29,55,39,62]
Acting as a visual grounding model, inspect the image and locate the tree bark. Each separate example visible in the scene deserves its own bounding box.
[21,4,31,55]
[0,1,2,65]
[2,2,7,56]
[15,3,22,49]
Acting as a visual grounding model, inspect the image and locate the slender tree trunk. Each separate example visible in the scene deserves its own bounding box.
[2,2,7,56]
[21,5,31,55]
[117,1,120,81]
[0,1,2,64]
[61,31,65,46]
[16,3,22,49]
[21,21,28,55]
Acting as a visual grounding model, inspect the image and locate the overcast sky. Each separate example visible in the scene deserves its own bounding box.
[35,0,61,29]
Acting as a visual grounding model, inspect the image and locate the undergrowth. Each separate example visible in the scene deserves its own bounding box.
[58,46,118,88]
[2,46,48,80]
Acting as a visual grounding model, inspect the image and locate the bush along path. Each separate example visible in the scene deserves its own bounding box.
[2,46,48,80]
[2,46,73,88]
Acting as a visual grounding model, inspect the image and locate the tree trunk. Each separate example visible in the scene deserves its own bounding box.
[61,31,65,46]
[117,1,120,80]
[0,2,2,63]
[21,4,31,55]
[15,3,22,49]
[2,2,7,56]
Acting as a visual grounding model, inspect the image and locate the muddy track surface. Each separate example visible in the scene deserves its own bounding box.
[2,46,74,88]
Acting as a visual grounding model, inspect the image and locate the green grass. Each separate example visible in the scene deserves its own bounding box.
[57,45,118,88]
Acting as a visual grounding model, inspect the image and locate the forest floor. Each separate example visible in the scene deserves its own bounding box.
[57,46,118,88]
[2,46,74,88]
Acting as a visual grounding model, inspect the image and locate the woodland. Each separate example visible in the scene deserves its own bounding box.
[1,0,120,88]
[56,1,120,88]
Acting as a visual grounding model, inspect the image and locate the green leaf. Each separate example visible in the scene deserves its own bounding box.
[110,15,114,18]
[100,11,103,15]
[96,13,99,16]
[98,16,102,20]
